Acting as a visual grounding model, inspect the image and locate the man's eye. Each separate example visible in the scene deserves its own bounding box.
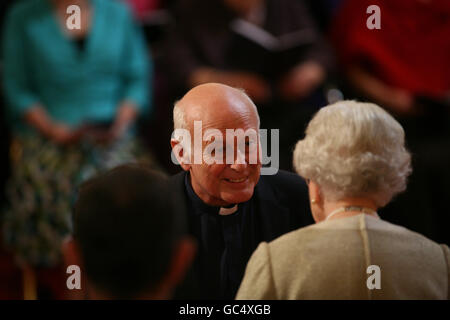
[211,147,223,156]
[247,141,257,150]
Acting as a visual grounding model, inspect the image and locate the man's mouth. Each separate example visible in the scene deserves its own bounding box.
[225,177,247,183]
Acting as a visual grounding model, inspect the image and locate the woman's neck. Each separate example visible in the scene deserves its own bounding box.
[323,198,378,221]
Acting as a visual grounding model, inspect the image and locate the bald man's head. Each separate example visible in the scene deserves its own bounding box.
[173,83,260,131]
[171,83,262,207]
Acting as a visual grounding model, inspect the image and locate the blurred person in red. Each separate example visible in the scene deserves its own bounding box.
[332,0,450,115]
[125,0,160,21]
[331,0,450,245]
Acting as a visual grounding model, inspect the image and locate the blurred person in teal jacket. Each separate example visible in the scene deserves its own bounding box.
[1,0,155,277]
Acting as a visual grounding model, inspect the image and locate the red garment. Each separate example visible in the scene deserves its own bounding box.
[125,0,160,20]
[332,0,450,98]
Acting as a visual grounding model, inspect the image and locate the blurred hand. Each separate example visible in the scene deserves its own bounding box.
[82,102,138,146]
[47,123,84,145]
[81,126,115,146]
[24,106,83,145]
[190,68,271,103]
[346,66,419,116]
[226,72,271,103]
[383,89,417,116]
[279,61,325,101]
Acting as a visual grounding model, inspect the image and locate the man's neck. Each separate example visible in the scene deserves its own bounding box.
[188,172,231,207]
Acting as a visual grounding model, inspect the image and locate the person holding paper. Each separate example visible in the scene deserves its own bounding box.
[165,0,335,170]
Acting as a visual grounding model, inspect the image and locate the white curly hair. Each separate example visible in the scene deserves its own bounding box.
[293,100,412,207]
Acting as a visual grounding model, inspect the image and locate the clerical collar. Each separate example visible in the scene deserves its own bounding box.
[184,172,239,216]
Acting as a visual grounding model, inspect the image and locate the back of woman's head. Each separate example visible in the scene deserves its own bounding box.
[293,100,412,207]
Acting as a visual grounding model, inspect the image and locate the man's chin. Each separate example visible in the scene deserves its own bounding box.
[220,188,254,205]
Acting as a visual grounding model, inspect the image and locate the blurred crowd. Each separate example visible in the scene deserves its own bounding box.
[0,0,449,299]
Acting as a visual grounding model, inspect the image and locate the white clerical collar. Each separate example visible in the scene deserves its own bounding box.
[219,205,238,215]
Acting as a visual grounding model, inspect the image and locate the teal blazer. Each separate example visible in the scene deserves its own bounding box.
[2,0,151,132]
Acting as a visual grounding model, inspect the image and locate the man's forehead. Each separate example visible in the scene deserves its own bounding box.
[203,130,258,143]
[203,110,258,128]
[181,85,258,124]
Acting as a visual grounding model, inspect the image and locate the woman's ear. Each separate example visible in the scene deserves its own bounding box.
[308,180,325,222]
[309,181,321,203]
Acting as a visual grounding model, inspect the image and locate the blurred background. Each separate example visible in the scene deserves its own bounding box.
[0,0,449,299]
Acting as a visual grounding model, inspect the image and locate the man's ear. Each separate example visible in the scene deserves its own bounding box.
[62,237,82,269]
[171,139,191,171]
[156,236,197,298]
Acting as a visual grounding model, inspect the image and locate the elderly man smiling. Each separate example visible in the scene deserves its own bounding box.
[170,83,313,299]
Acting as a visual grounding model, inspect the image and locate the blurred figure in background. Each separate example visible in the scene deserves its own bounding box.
[331,0,450,245]
[332,0,450,115]
[165,0,335,170]
[65,164,195,299]
[125,0,161,21]
[304,0,344,32]
[2,0,155,298]
[0,0,20,300]
[0,0,16,205]
[237,101,450,299]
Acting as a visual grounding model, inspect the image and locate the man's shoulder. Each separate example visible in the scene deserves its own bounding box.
[261,169,305,183]
[258,169,308,196]
[170,171,186,185]
[256,170,312,227]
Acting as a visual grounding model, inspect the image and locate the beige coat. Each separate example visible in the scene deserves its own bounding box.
[236,214,450,299]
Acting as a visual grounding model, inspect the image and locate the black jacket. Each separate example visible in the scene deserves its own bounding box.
[170,169,314,299]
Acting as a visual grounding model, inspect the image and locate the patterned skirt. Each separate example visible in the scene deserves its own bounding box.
[2,133,159,268]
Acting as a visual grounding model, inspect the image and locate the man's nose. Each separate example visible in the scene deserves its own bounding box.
[230,162,248,171]
[230,148,248,171]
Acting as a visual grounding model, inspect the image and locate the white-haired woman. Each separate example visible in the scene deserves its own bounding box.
[236,101,450,299]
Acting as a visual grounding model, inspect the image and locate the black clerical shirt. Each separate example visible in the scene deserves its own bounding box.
[184,173,261,299]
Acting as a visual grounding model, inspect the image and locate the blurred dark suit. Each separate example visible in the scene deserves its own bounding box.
[171,169,314,299]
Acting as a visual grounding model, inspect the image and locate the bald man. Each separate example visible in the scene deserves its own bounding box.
[170,83,313,299]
